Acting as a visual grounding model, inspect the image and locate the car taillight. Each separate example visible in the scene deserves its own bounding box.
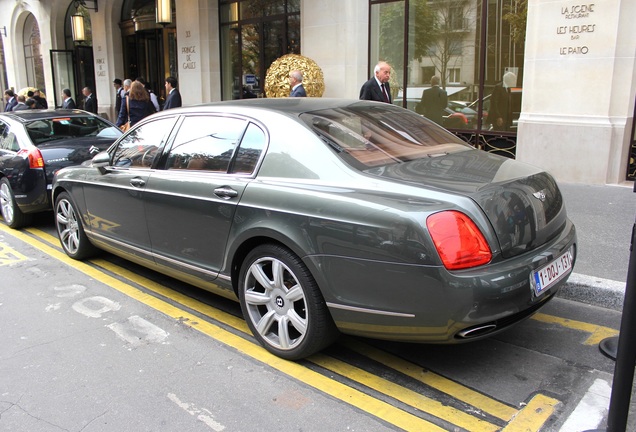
[426,210,492,270]
[17,148,45,168]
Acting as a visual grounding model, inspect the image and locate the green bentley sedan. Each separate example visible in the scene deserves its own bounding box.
[51,98,576,360]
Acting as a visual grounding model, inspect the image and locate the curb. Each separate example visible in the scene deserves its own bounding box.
[557,273,626,311]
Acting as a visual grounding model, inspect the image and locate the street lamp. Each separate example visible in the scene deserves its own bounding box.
[156,0,172,26]
[71,12,85,42]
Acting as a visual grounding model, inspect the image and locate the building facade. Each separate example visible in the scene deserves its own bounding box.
[0,0,634,185]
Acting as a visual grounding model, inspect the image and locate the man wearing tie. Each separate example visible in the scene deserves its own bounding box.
[61,89,76,109]
[359,61,392,103]
[82,87,98,114]
[163,76,182,110]
[4,89,17,112]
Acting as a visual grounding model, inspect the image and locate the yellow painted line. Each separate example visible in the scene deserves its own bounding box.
[343,337,518,422]
[23,226,559,431]
[501,394,560,432]
[310,353,500,432]
[0,241,30,266]
[8,226,445,431]
[532,312,619,345]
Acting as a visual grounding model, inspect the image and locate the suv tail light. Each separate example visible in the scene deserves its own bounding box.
[17,148,44,168]
[426,210,492,270]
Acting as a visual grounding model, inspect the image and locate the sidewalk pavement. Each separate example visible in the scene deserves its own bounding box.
[556,182,636,311]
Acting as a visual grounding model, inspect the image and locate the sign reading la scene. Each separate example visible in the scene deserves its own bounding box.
[557,3,597,55]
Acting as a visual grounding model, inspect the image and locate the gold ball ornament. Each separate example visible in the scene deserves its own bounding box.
[18,87,47,100]
[264,54,325,98]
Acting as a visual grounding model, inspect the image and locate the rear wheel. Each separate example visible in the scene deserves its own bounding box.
[0,177,32,228]
[238,244,338,360]
[54,192,98,259]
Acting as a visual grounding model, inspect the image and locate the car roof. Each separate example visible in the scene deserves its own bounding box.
[0,109,100,124]
[167,98,391,117]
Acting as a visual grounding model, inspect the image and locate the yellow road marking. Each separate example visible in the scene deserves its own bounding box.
[501,394,560,432]
[343,337,518,422]
[310,353,500,432]
[0,241,30,266]
[531,312,619,345]
[13,226,576,431]
[9,226,446,431]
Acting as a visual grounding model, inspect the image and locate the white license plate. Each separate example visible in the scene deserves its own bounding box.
[532,248,574,296]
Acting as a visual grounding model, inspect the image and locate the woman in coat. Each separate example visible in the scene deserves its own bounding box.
[116,80,156,128]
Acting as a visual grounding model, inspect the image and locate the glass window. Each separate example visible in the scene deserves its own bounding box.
[370,0,526,139]
[25,116,120,145]
[166,116,248,172]
[219,0,300,100]
[300,104,470,169]
[112,117,176,168]
[231,123,266,174]
[0,127,18,152]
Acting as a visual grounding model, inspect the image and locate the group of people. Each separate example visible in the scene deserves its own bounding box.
[3,88,48,112]
[112,76,182,128]
[359,60,515,131]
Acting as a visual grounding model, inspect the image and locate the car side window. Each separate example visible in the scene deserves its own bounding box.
[166,116,248,172]
[0,126,18,152]
[112,118,175,168]
[230,123,266,174]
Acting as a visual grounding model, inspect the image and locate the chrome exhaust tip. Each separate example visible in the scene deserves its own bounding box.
[456,324,498,339]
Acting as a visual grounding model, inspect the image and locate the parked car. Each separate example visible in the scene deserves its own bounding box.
[0,109,121,228]
[52,99,576,360]
[394,98,470,129]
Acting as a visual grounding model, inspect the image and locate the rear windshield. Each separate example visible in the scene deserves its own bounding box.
[25,116,120,145]
[300,104,471,169]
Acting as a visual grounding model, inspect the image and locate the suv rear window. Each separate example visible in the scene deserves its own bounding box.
[25,116,119,145]
[300,104,470,169]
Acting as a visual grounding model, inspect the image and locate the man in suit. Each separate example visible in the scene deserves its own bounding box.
[417,76,447,125]
[113,78,124,114]
[359,61,392,103]
[288,70,306,97]
[4,89,17,112]
[163,76,182,110]
[61,89,76,109]
[82,87,98,114]
[12,95,29,111]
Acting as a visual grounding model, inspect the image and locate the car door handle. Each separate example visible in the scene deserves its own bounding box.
[130,177,146,188]
[214,186,238,199]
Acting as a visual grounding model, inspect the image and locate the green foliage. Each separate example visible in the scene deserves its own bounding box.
[503,0,528,44]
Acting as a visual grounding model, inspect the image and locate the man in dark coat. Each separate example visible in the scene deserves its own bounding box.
[417,76,448,125]
[359,61,392,103]
[4,89,17,112]
[82,87,98,114]
[163,76,182,110]
[61,89,76,109]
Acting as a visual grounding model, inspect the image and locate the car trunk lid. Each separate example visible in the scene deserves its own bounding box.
[364,149,567,258]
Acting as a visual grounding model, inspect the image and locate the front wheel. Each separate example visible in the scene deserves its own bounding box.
[54,192,98,260]
[0,177,32,228]
[238,244,338,360]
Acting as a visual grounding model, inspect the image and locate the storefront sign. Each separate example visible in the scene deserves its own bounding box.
[557,3,597,55]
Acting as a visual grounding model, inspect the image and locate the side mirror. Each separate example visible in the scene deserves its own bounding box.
[92,151,111,174]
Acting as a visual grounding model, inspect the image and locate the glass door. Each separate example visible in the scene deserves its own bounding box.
[50,50,76,108]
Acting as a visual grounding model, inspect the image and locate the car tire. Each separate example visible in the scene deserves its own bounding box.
[0,177,32,229]
[238,243,339,360]
[54,191,98,260]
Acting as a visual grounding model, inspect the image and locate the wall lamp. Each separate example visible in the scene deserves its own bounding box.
[156,0,172,26]
[71,0,98,43]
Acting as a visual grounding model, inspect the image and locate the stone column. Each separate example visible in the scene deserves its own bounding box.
[516,0,636,184]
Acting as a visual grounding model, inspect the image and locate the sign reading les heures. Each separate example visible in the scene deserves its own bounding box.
[557,3,596,55]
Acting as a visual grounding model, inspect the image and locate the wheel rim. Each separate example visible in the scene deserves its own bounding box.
[56,198,81,255]
[0,182,14,224]
[243,257,308,351]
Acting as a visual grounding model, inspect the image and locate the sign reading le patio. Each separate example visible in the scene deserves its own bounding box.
[557,3,596,56]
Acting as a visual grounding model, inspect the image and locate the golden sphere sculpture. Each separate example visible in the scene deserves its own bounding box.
[264,54,325,98]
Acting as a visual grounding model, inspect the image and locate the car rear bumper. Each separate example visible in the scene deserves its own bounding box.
[308,218,577,343]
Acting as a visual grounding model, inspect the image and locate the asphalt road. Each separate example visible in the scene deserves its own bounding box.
[0,217,626,431]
